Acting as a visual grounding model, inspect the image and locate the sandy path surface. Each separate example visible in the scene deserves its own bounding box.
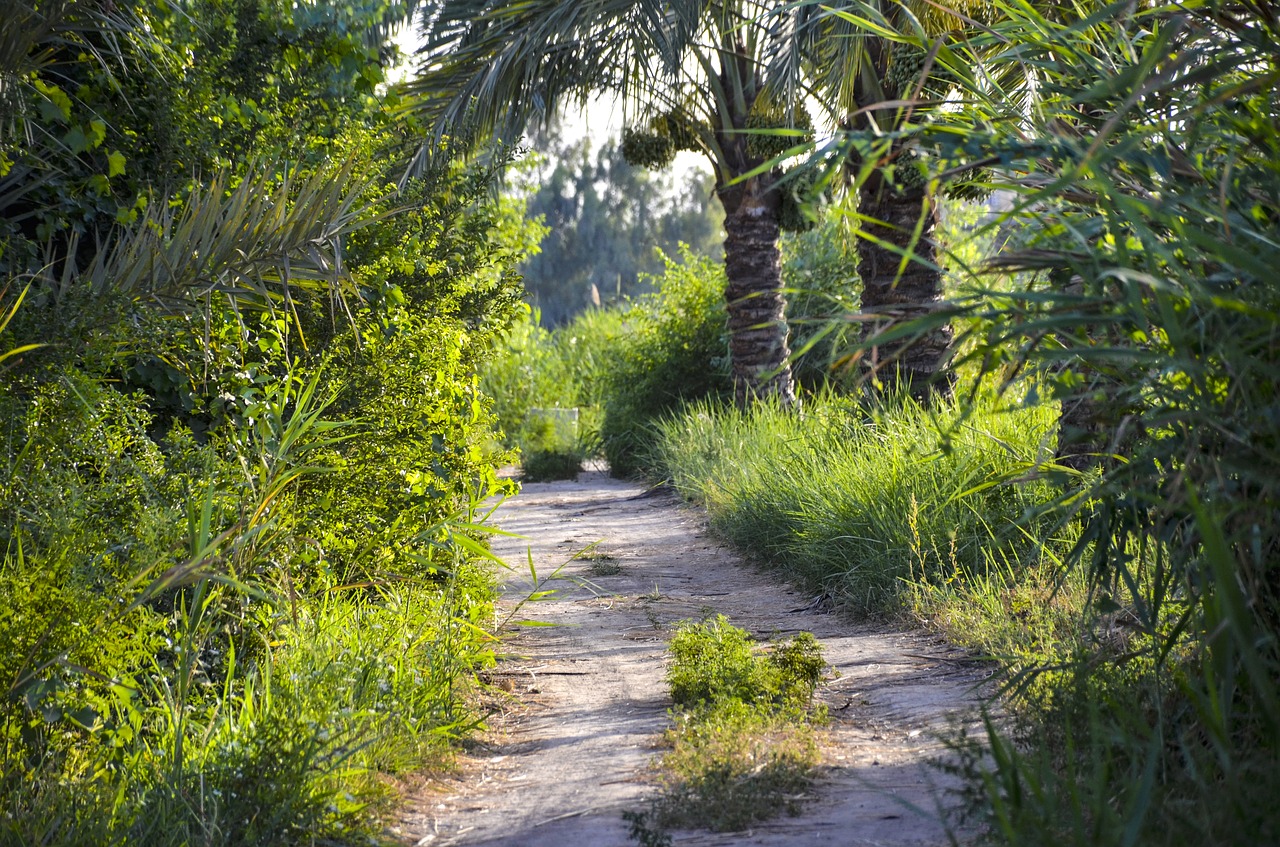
[392,469,985,846]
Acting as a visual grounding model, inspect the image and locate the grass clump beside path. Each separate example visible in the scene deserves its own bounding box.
[649,385,1279,845]
[652,391,1069,617]
[626,615,826,845]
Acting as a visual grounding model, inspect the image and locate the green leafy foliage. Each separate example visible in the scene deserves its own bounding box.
[628,615,824,841]
[0,0,408,278]
[0,2,535,842]
[517,409,586,482]
[484,212,869,477]
[480,305,582,442]
[519,449,584,482]
[669,616,823,712]
[598,248,731,477]
[851,0,1280,841]
[478,303,620,476]
[780,214,862,388]
[482,246,730,478]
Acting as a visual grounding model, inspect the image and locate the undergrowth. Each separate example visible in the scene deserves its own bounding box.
[483,223,864,479]
[0,30,532,836]
[652,391,1068,615]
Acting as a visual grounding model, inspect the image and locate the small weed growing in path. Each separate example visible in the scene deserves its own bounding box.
[668,616,824,712]
[627,615,825,841]
[585,552,623,577]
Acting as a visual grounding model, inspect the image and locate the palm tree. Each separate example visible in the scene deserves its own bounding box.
[785,1,982,398]
[407,0,978,403]
[406,0,843,407]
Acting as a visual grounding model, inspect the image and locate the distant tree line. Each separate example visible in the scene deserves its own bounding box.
[517,130,723,326]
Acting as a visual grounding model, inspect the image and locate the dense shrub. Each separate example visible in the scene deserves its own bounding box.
[626,615,824,842]
[481,247,728,478]
[0,4,535,841]
[668,615,824,711]
[902,1,1280,842]
[596,247,730,476]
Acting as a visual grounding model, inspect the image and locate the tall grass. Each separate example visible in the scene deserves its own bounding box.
[2,575,495,846]
[653,391,1064,614]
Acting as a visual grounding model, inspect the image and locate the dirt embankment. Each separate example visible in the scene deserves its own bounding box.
[392,469,986,846]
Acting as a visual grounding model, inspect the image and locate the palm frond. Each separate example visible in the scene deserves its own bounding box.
[0,0,70,108]
[404,0,706,155]
[72,158,381,314]
[2,0,145,163]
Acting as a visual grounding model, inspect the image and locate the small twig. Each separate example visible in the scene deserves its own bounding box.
[902,652,989,666]
[532,807,598,827]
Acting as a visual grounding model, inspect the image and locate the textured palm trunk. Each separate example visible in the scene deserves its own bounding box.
[856,180,953,398]
[721,180,798,409]
[1056,388,1106,469]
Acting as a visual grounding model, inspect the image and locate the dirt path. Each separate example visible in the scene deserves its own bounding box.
[392,469,985,846]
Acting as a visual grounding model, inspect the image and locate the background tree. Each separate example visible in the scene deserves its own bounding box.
[518,130,723,326]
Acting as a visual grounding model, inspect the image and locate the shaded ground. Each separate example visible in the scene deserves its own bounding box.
[391,468,986,846]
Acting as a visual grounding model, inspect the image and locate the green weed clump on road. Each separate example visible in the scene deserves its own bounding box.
[626,615,825,843]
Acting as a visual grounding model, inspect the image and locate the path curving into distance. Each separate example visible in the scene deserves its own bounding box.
[392,468,985,846]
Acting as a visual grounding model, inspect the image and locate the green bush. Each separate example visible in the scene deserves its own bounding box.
[480,305,576,447]
[780,212,862,391]
[0,11,533,839]
[520,449,584,482]
[598,247,730,477]
[628,615,824,841]
[481,247,727,478]
[668,615,823,711]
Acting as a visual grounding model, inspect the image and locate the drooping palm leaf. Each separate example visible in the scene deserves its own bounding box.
[406,0,703,146]
[74,158,381,314]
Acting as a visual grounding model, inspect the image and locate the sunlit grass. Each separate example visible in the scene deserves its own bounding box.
[652,390,1067,615]
[627,616,825,842]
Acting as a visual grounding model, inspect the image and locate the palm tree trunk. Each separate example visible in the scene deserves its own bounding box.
[856,179,953,399]
[721,181,798,409]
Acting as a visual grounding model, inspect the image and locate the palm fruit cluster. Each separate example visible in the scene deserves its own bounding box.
[883,42,959,100]
[659,110,702,152]
[943,166,995,201]
[885,148,929,195]
[778,165,830,232]
[883,44,928,99]
[745,100,814,160]
[621,126,676,169]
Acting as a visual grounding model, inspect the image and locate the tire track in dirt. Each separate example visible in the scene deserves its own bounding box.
[392,469,985,846]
